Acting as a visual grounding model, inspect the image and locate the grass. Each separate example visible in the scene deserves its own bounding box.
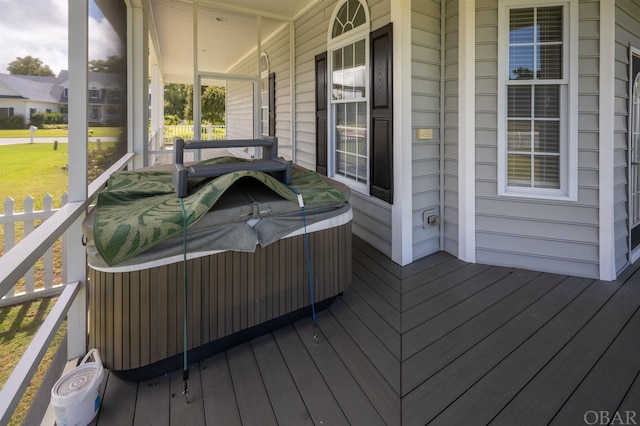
[0,143,70,424]
[0,298,67,425]
[0,141,123,424]
[0,144,69,212]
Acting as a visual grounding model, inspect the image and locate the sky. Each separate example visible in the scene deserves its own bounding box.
[0,0,121,76]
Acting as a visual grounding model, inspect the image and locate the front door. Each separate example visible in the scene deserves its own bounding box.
[630,50,640,252]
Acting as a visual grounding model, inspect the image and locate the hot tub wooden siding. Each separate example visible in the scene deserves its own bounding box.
[89,222,351,373]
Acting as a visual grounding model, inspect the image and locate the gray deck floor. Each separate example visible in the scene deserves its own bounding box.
[92,236,640,425]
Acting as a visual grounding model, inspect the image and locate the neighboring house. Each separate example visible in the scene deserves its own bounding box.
[0,73,62,124]
[108,0,640,281]
[0,70,125,126]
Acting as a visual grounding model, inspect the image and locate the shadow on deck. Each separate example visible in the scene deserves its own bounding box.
[92,235,640,425]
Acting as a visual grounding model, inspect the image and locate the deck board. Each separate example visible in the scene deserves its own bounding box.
[401,264,513,332]
[401,272,569,395]
[402,274,606,425]
[272,325,350,425]
[340,286,400,358]
[95,372,137,425]
[200,352,242,425]
[92,238,640,426]
[317,307,401,426]
[133,373,171,426]
[169,364,205,425]
[549,273,640,425]
[225,343,278,425]
[427,276,595,425]
[402,269,540,359]
[294,317,387,425]
[250,333,313,426]
[329,297,400,392]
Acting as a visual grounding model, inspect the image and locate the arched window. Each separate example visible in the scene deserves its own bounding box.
[327,0,371,192]
[260,52,271,137]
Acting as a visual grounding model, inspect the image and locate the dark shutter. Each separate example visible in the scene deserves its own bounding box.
[315,52,328,176]
[370,23,393,203]
[268,72,276,137]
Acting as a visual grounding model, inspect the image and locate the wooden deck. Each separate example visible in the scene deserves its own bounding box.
[92,236,640,425]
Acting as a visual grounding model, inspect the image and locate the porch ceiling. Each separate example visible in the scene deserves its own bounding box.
[148,0,314,84]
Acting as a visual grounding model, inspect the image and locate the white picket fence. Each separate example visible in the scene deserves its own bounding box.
[0,193,68,307]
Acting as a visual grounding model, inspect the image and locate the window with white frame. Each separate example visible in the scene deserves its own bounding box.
[328,0,369,191]
[499,2,576,199]
[260,52,270,138]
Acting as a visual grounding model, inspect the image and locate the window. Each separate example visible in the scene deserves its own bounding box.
[260,53,272,137]
[63,88,68,98]
[498,1,577,199]
[328,0,370,192]
[89,88,100,99]
[0,107,14,117]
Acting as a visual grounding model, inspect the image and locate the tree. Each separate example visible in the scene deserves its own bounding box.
[7,56,55,77]
[511,67,534,80]
[202,86,225,124]
[183,84,225,124]
[164,83,188,118]
[89,56,125,73]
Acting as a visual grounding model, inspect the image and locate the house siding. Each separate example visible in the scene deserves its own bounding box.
[411,0,443,260]
[294,0,394,257]
[225,24,293,159]
[225,79,254,141]
[614,0,640,273]
[443,0,459,257]
[473,0,600,279]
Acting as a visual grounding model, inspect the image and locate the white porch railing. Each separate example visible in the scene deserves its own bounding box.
[0,194,68,308]
[0,153,135,424]
[163,123,226,145]
[148,124,227,166]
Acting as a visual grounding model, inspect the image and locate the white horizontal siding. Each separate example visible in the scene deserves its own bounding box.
[411,0,442,261]
[471,0,602,278]
[294,0,393,257]
[224,25,292,159]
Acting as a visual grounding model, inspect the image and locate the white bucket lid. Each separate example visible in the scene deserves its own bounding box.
[51,349,104,407]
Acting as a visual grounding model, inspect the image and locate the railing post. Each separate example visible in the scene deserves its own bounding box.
[43,194,54,289]
[2,197,16,298]
[24,196,35,294]
[65,215,86,359]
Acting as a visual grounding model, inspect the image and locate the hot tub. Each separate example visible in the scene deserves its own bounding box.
[84,160,352,380]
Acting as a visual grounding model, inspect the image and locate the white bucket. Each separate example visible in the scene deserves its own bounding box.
[51,348,104,426]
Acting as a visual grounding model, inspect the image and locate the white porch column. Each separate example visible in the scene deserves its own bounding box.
[128,4,149,168]
[66,0,89,359]
[150,62,163,149]
[458,0,476,263]
[391,0,413,266]
[599,0,616,280]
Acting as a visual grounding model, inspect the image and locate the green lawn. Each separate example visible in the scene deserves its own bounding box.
[0,143,69,212]
[0,299,67,426]
[0,143,73,424]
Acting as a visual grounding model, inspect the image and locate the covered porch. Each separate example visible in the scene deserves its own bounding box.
[90,236,640,425]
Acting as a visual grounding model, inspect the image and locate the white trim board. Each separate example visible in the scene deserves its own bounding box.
[599,0,616,281]
[458,0,476,263]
